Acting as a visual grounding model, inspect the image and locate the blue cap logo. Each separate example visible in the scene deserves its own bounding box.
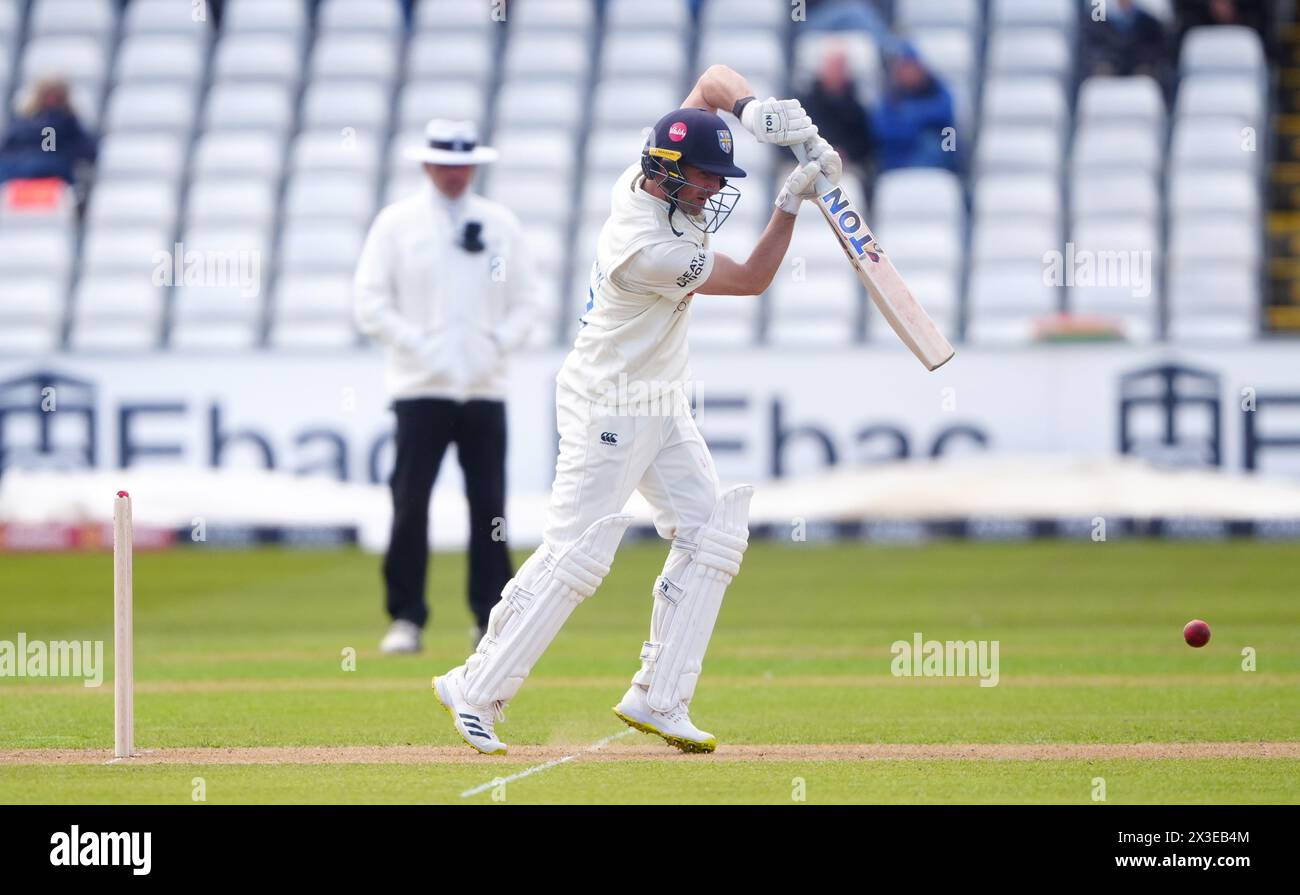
[717,129,733,153]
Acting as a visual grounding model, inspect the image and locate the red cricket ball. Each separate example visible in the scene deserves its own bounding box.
[116,490,129,498]
[1183,619,1211,648]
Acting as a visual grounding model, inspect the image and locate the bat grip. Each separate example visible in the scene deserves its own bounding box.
[788,139,835,196]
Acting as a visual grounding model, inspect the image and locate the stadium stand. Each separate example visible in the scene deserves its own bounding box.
[0,0,1281,352]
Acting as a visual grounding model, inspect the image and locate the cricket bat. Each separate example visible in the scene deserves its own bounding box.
[791,142,955,371]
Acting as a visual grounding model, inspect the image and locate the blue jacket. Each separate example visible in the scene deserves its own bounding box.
[871,80,957,172]
[0,110,97,183]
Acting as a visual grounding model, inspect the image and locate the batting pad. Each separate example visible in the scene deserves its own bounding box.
[635,485,753,712]
[462,512,634,707]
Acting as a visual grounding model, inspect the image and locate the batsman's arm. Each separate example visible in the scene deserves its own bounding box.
[680,64,756,112]
[696,207,797,296]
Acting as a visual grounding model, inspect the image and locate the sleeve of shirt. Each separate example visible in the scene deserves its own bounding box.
[353,206,426,353]
[618,240,715,303]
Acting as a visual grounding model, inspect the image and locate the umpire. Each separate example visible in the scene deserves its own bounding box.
[354,119,541,654]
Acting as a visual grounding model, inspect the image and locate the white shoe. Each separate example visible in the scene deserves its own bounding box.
[433,669,507,755]
[379,620,422,654]
[613,685,716,754]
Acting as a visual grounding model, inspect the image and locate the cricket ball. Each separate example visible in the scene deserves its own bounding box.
[1183,619,1211,648]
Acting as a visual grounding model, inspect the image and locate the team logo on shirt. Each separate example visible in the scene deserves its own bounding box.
[717,129,732,153]
[675,250,707,288]
[600,432,619,445]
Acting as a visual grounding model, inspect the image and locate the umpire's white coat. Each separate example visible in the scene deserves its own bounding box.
[354,182,541,402]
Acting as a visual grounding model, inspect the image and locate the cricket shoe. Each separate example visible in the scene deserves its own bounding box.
[613,685,716,754]
[432,669,507,756]
[379,620,421,654]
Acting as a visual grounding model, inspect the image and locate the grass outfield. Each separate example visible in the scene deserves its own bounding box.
[1,540,1298,804]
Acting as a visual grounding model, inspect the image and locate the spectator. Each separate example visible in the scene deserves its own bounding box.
[1082,0,1171,82]
[0,78,97,185]
[869,45,957,173]
[1175,0,1272,58]
[800,47,874,173]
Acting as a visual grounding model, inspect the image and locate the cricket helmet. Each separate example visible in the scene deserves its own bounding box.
[641,108,745,235]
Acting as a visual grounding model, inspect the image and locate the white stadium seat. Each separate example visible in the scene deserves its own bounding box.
[1174,75,1264,129]
[987,28,1070,82]
[974,173,1061,225]
[103,84,197,134]
[214,35,303,83]
[505,33,590,81]
[398,81,486,128]
[606,0,689,32]
[193,132,285,181]
[280,222,365,273]
[80,226,169,276]
[97,134,186,182]
[0,230,73,278]
[991,0,1075,31]
[491,130,577,178]
[291,131,382,178]
[495,81,585,129]
[896,0,978,31]
[585,128,649,175]
[1072,125,1162,176]
[22,35,108,85]
[1180,25,1266,80]
[186,179,277,227]
[1168,219,1260,267]
[310,34,400,83]
[30,0,115,39]
[414,0,492,33]
[203,83,296,134]
[1170,117,1259,174]
[1069,172,1159,224]
[592,80,679,129]
[697,31,786,87]
[284,174,377,223]
[301,81,392,132]
[975,126,1063,177]
[124,0,209,34]
[1077,75,1166,129]
[511,0,595,33]
[874,169,964,225]
[317,0,403,34]
[223,0,308,36]
[115,34,207,84]
[407,32,494,81]
[981,77,1068,131]
[87,181,179,231]
[972,221,1059,265]
[601,32,689,80]
[1168,170,1259,218]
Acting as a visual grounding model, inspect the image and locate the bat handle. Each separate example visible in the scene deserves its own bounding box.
[788,138,835,197]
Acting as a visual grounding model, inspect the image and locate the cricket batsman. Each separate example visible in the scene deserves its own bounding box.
[433,65,842,754]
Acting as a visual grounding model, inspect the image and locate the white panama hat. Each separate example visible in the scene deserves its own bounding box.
[403,119,499,166]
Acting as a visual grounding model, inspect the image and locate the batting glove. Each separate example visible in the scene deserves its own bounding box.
[775,160,822,214]
[741,97,818,147]
[804,136,843,186]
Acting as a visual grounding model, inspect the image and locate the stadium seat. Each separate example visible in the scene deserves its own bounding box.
[1174,75,1264,129]
[592,80,680,129]
[1180,25,1266,81]
[203,83,296,135]
[223,0,308,36]
[317,0,403,34]
[605,0,689,32]
[284,173,377,223]
[310,34,399,83]
[975,125,1063,177]
[1070,172,1159,225]
[414,0,493,33]
[601,32,689,81]
[115,34,208,85]
[981,77,1067,132]
[770,272,862,346]
[98,134,186,182]
[123,0,210,34]
[80,226,170,277]
[486,174,570,226]
[1077,75,1166,130]
[169,318,262,350]
[1072,124,1162,177]
[495,81,585,129]
[398,81,486,129]
[491,130,576,179]
[279,222,366,274]
[986,27,1071,83]
[896,0,978,31]
[689,293,760,347]
[214,34,303,84]
[407,32,494,81]
[991,0,1075,31]
[21,35,109,87]
[505,33,590,81]
[29,0,116,38]
[86,181,179,232]
[874,168,964,225]
[103,83,198,134]
[585,128,650,176]
[186,179,277,228]
[1168,219,1260,268]
[1169,117,1259,174]
[301,81,392,132]
[971,221,1059,265]
[0,229,73,279]
[1168,170,1259,218]
[69,275,165,350]
[1166,262,1259,341]
[974,173,1061,226]
[194,132,285,181]
[697,31,786,88]
[512,0,595,34]
[290,131,382,178]
[874,222,963,280]
[965,263,1059,344]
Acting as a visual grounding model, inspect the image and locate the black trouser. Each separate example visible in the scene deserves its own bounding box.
[384,398,513,629]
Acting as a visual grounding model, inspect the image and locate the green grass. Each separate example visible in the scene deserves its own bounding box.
[1,541,1298,803]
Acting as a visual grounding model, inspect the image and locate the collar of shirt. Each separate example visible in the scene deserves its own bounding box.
[430,183,471,227]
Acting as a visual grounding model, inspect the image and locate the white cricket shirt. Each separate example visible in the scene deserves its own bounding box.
[556,164,715,404]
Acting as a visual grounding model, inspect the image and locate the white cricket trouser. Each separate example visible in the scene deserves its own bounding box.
[543,383,721,548]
